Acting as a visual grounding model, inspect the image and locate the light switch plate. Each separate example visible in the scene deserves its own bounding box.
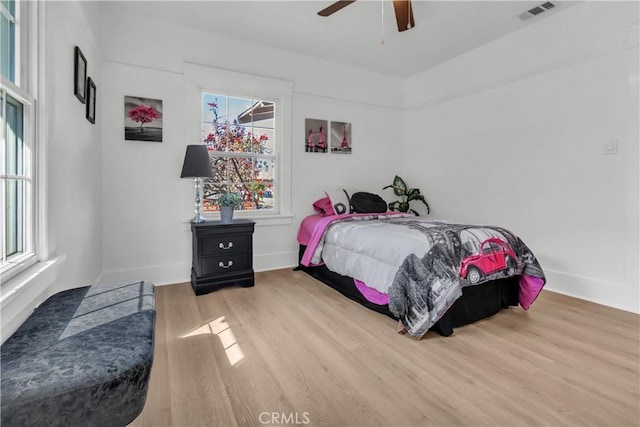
[603,138,618,155]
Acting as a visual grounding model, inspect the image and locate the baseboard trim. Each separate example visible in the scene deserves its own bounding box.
[542,268,639,314]
[100,262,191,287]
[99,251,300,288]
[254,251,298,273]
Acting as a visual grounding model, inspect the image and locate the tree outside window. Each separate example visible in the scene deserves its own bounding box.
[201,94,276,212]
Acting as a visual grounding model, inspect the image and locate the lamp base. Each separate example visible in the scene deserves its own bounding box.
[190,177,207,223]
[191,213,207,223]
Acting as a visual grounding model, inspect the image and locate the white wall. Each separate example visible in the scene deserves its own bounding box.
[46,1,104,291]
[1,0,104,340]
[97,10,404,285]
[404,2,639,313]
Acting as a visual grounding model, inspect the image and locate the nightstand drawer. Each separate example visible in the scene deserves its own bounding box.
[201,254,250,276]
[201,234,250,256]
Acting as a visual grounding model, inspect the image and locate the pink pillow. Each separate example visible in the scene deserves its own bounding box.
[312,196,334,216]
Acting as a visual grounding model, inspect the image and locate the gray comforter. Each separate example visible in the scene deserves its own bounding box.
[306,216,545,338]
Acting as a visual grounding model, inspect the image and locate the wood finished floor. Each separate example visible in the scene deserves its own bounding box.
[130,269,640,427]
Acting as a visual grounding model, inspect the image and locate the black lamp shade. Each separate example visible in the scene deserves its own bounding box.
[180,145,214,178]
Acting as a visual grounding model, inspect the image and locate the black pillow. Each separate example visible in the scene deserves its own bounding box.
[350,192,387,213]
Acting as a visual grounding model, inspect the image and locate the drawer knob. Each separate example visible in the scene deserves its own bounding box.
[219,242,234,250]
[218,260,234,269]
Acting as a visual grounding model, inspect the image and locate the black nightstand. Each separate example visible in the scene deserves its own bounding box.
[190,219,255,295]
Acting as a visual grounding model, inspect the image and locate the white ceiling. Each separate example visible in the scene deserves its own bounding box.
[103,0,578,78]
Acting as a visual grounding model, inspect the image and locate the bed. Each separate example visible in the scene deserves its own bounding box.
[296,193,546,338]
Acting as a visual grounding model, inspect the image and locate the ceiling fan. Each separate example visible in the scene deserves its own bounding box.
[318,0,415,32]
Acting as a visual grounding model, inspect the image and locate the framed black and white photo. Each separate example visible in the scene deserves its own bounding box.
[86,77,96,124]
[74,46,87,103]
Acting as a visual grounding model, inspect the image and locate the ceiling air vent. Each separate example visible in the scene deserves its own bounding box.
[519,2,557,21]
[528,6,545,15]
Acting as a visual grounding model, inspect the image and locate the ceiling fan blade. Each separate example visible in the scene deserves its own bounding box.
[392,0,415,32]
[318,1,357,17]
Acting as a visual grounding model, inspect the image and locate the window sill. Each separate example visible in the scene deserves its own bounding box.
[0,253,38,283]
[236,212,294,227]
[0,255,65,308]
[196,212,295,227]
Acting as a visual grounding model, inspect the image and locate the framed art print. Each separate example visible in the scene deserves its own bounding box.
[86,77,96,124]
[74,46,87,103]
[124,96,163,142]
[330,121,352,154]
[304,118,328,153]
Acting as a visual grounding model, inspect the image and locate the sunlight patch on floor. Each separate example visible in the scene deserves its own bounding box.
[181,316,244,366]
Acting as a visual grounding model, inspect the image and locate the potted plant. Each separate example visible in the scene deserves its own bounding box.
[382,175,430,216]
[217,192,242,224]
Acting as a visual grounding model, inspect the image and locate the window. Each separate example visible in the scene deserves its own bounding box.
[201,93,276,212]
[185,63,293,222]
[1,0,37,282]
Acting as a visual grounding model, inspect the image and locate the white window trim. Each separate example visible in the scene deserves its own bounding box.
[184,63,293,225]
[1,0,45,286]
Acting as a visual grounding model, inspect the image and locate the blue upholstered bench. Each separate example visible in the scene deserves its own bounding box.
[1,281,155,427]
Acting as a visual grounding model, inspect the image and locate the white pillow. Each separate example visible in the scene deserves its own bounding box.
[324,189,351,215]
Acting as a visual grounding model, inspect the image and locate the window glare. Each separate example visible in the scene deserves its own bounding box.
[5,178,24,256]
[0,10,16,83]
[5,94,23,176]
[1,1,16,15]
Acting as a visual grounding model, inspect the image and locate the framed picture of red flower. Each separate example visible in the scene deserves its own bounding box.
[124,96,163,142]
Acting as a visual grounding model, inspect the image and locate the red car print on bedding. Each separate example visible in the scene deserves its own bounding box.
[459,238,516,284]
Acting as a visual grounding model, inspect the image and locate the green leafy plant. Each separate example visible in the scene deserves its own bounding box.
[217,192,242,208]
[382,175,430,216]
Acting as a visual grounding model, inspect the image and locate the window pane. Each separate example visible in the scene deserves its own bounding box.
[202,93,224,124]
[249,157,275,211]
[5,94,24,176]
[229,97,253,124]
[1,0,16,15]
[5,178,24,256]
[202,156,275,212]
[0,11,16,82]
[253,128,274,153]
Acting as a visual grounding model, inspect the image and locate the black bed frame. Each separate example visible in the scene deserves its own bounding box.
[296,245,519,337]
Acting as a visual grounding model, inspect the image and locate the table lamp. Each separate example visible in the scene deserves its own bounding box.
[180,145,214,223]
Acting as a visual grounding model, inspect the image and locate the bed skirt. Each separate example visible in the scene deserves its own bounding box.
[296,245,519,336]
